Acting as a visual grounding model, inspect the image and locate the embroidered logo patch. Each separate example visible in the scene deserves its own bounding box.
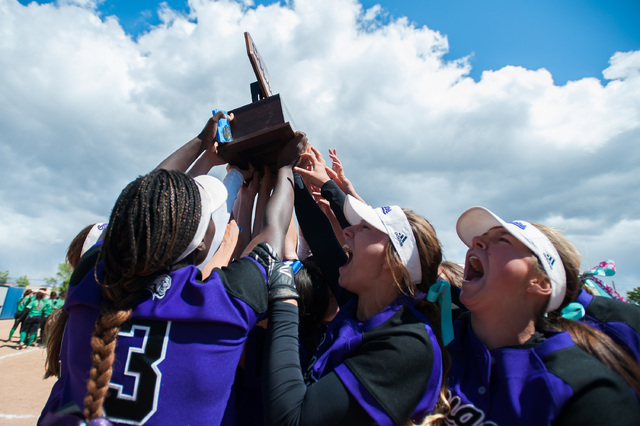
[510,221,526,230]
[395,232,408,247]
[381,206,391,215]
[148,274,172,300]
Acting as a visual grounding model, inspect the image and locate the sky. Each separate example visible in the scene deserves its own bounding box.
[2,0,639,296]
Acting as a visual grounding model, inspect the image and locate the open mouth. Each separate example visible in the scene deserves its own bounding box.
[464,255,484,281]
[342,244,353,265]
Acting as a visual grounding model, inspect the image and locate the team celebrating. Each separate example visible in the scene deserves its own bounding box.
[33,111,640,425]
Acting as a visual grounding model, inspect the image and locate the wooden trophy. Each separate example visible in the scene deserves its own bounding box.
[217,32,295,170]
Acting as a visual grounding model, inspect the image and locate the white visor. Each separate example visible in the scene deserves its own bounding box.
[81,222,108,257]
[343,195,422,284]
[174,175,227,264]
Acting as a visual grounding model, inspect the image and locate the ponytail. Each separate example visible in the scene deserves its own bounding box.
[531,223,640,397]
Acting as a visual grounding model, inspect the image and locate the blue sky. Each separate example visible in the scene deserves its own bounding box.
[3,0,640,295]
[361,0,640,84]
[20,0,640,84]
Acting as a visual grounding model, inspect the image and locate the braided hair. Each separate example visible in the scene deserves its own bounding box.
[83,169,202,421]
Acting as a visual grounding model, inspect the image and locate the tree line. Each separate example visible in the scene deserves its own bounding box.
[0,262,73,293]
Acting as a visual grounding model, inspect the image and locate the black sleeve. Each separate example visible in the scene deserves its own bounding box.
[293,173,353,305]
[215,255,269,314]
[320,180,349,229]
[343,309,436,425]
[548,345,640,426]
[263,301,371,426]
[587,296,640,334]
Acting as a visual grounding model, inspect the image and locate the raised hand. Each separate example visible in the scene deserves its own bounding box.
[293,146,331,189]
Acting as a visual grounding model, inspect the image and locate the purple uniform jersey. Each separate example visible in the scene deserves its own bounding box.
[40,249,269,425]
[306,295,443,426]
[576,289,640,364]
[446,313,640,426]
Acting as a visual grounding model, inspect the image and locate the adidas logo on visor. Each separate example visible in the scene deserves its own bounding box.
[544,253,556,269]
[381,206,392,215]
[395,232,408,247]
[510,221,526,230]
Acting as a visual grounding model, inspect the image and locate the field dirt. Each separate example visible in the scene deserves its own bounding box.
[0,318,57,425]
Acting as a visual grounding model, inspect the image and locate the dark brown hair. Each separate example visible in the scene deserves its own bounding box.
[45,225,98,379]
[66,224,95,269]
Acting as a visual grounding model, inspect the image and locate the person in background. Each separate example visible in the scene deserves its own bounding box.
[38,291,57,345]
[446,207,640,425]
[6,289,34,342]
[438,261,463,289]
[18,290,46,349]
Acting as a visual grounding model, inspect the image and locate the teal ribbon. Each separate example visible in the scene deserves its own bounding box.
[581,261,615,278]
[561,302,585,320]
[582,278,612,299]
[427,280,454,346]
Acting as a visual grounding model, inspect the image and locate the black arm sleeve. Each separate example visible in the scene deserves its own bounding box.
[320,179,349,229]
[548,346,640,426]
[263,301,371,426]
[293,173,353,305]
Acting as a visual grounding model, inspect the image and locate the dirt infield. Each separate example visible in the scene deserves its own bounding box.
[0,318,57,425]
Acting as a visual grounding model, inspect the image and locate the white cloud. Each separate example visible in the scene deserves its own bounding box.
[604,50,640,81]
[1,0,639,295]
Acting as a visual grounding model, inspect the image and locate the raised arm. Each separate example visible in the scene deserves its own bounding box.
[155,111,232,173]
[253,166,276,238]
[241,133,307,259]
[293,173,351,305]
[232,169,259,259]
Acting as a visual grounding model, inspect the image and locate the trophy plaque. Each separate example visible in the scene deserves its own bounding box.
[218,32,295,170]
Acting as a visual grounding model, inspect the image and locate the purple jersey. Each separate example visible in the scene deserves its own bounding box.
[446,314,640,425]
[306,295,443,425]
[40,251,268,426]
[576,289,640,364]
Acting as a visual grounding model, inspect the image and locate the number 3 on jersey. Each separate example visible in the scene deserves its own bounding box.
[103,319,171,425]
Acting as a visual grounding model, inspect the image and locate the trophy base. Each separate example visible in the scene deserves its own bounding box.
[219,94,294,171]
